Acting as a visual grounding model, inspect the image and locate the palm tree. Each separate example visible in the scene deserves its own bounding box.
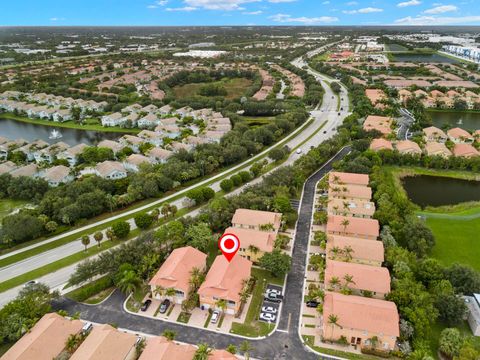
[343,274,355,289]
[193,343,212,360]
[329,246,341,259]
[94,231,103,247]
[248,245,260,257]
[106,228,116,242]
[328,276,341,291]
[162,329,176,341]
[343,245,353,262]
[65,334,80,353]
[240,340,253,360]
[327,314,340,340]
[189,267,204,289]
[81,235,90,252]
[154,286,166,299]
[161,203,171,218]
[165,287,176,300]
[215,299,227,313]
[340,218,350,233]
[117,270,140,296]
[170,205,178,217]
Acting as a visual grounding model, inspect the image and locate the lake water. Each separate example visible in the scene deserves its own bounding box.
[0,118,123,146]
[392,53,459,63]
[402,175,480,208]
[427,111,480,131]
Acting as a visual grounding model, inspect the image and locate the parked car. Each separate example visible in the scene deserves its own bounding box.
[306,300,319,308]
[211,310,220,324]
[141,299,152,312]
[262,306,278,314]
[265,292,283,303]
[82,322,93,334]
[260,312,277,322]
[159,299,170,314]
[266,288,282,296]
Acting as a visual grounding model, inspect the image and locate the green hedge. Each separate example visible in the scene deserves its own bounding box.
[66,276,113,302]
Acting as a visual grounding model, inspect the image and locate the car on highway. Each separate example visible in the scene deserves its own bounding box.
[23,280,37,288]
[260,312,277,322]
[306,300,320,308]
[211,310,220,324]
[296,148,302,154]
[159,299,170,314]
[141,299,152,312]
[323,130,327,134]
[262,306,278,314]
[265,292,283,303]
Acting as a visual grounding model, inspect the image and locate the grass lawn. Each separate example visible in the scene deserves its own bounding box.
[230,268,284,337]
[173,78,252,100]
[428,320,480,356]
[241,116,277,127]
[0,199,29,222]
[302,336,378,360]
[126,285,149,312]
[177,312,192,324]
[427,210,480,271]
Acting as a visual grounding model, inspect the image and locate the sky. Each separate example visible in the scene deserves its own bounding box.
[2,0,480,26]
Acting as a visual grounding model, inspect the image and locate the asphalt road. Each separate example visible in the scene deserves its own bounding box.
[53,146,351,360]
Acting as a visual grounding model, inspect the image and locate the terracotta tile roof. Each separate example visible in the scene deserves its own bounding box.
[149,246,207,294]
[0,161,17,175]
[198,255,252,304]
[327,198,375,218]
[365,89,386,105]
[363,115,394,135]
[232,209,282,230]
[97,140,123,153]
[10,163,39,178]
[139,337,196,360]
[395,140,422,154]
[95,161,126,177]
[370,138,393,151]
[447,127,473,141]
[452,143,480,158]
[70,324,137,360]
[329,184,372,201]
[147,147,173,160]
[209,350,238,359]
[329,172,369,187]
[423,126,447,139]
[1,313,83,360]
[326,215,379,238]
[325,260,390,294]
[43,165,70,182]
[224,227,275,253]
[424,142,452,157]
[125,154,151,166]
[323,292,399,337]
[327,235,384,263]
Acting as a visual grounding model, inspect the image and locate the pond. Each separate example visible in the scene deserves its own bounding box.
[402,175,480,208]
[427,110,480,131]
[0,118,123,146]
[385,44,408,52]
[392,53,459,63]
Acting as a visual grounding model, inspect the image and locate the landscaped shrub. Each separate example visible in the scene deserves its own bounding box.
[66,277,114,302]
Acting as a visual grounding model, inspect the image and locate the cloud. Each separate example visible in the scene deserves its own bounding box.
[394,15,480,25]
[269,13,339,23]
[423,5,457,14]
[183,0,260,10]
[147,1,168,9]
[165,6,197,11]
[346,1,358,5]
[322,1,330,4]
[242,10,262,14]
[268,0,297,2]
[397,0,421,7]
[49,17,65,21]
[343,7,383,14]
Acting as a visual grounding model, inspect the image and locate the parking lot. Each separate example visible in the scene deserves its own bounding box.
[258,284,283,323]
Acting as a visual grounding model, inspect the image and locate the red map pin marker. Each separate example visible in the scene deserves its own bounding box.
[218,233,240,262]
